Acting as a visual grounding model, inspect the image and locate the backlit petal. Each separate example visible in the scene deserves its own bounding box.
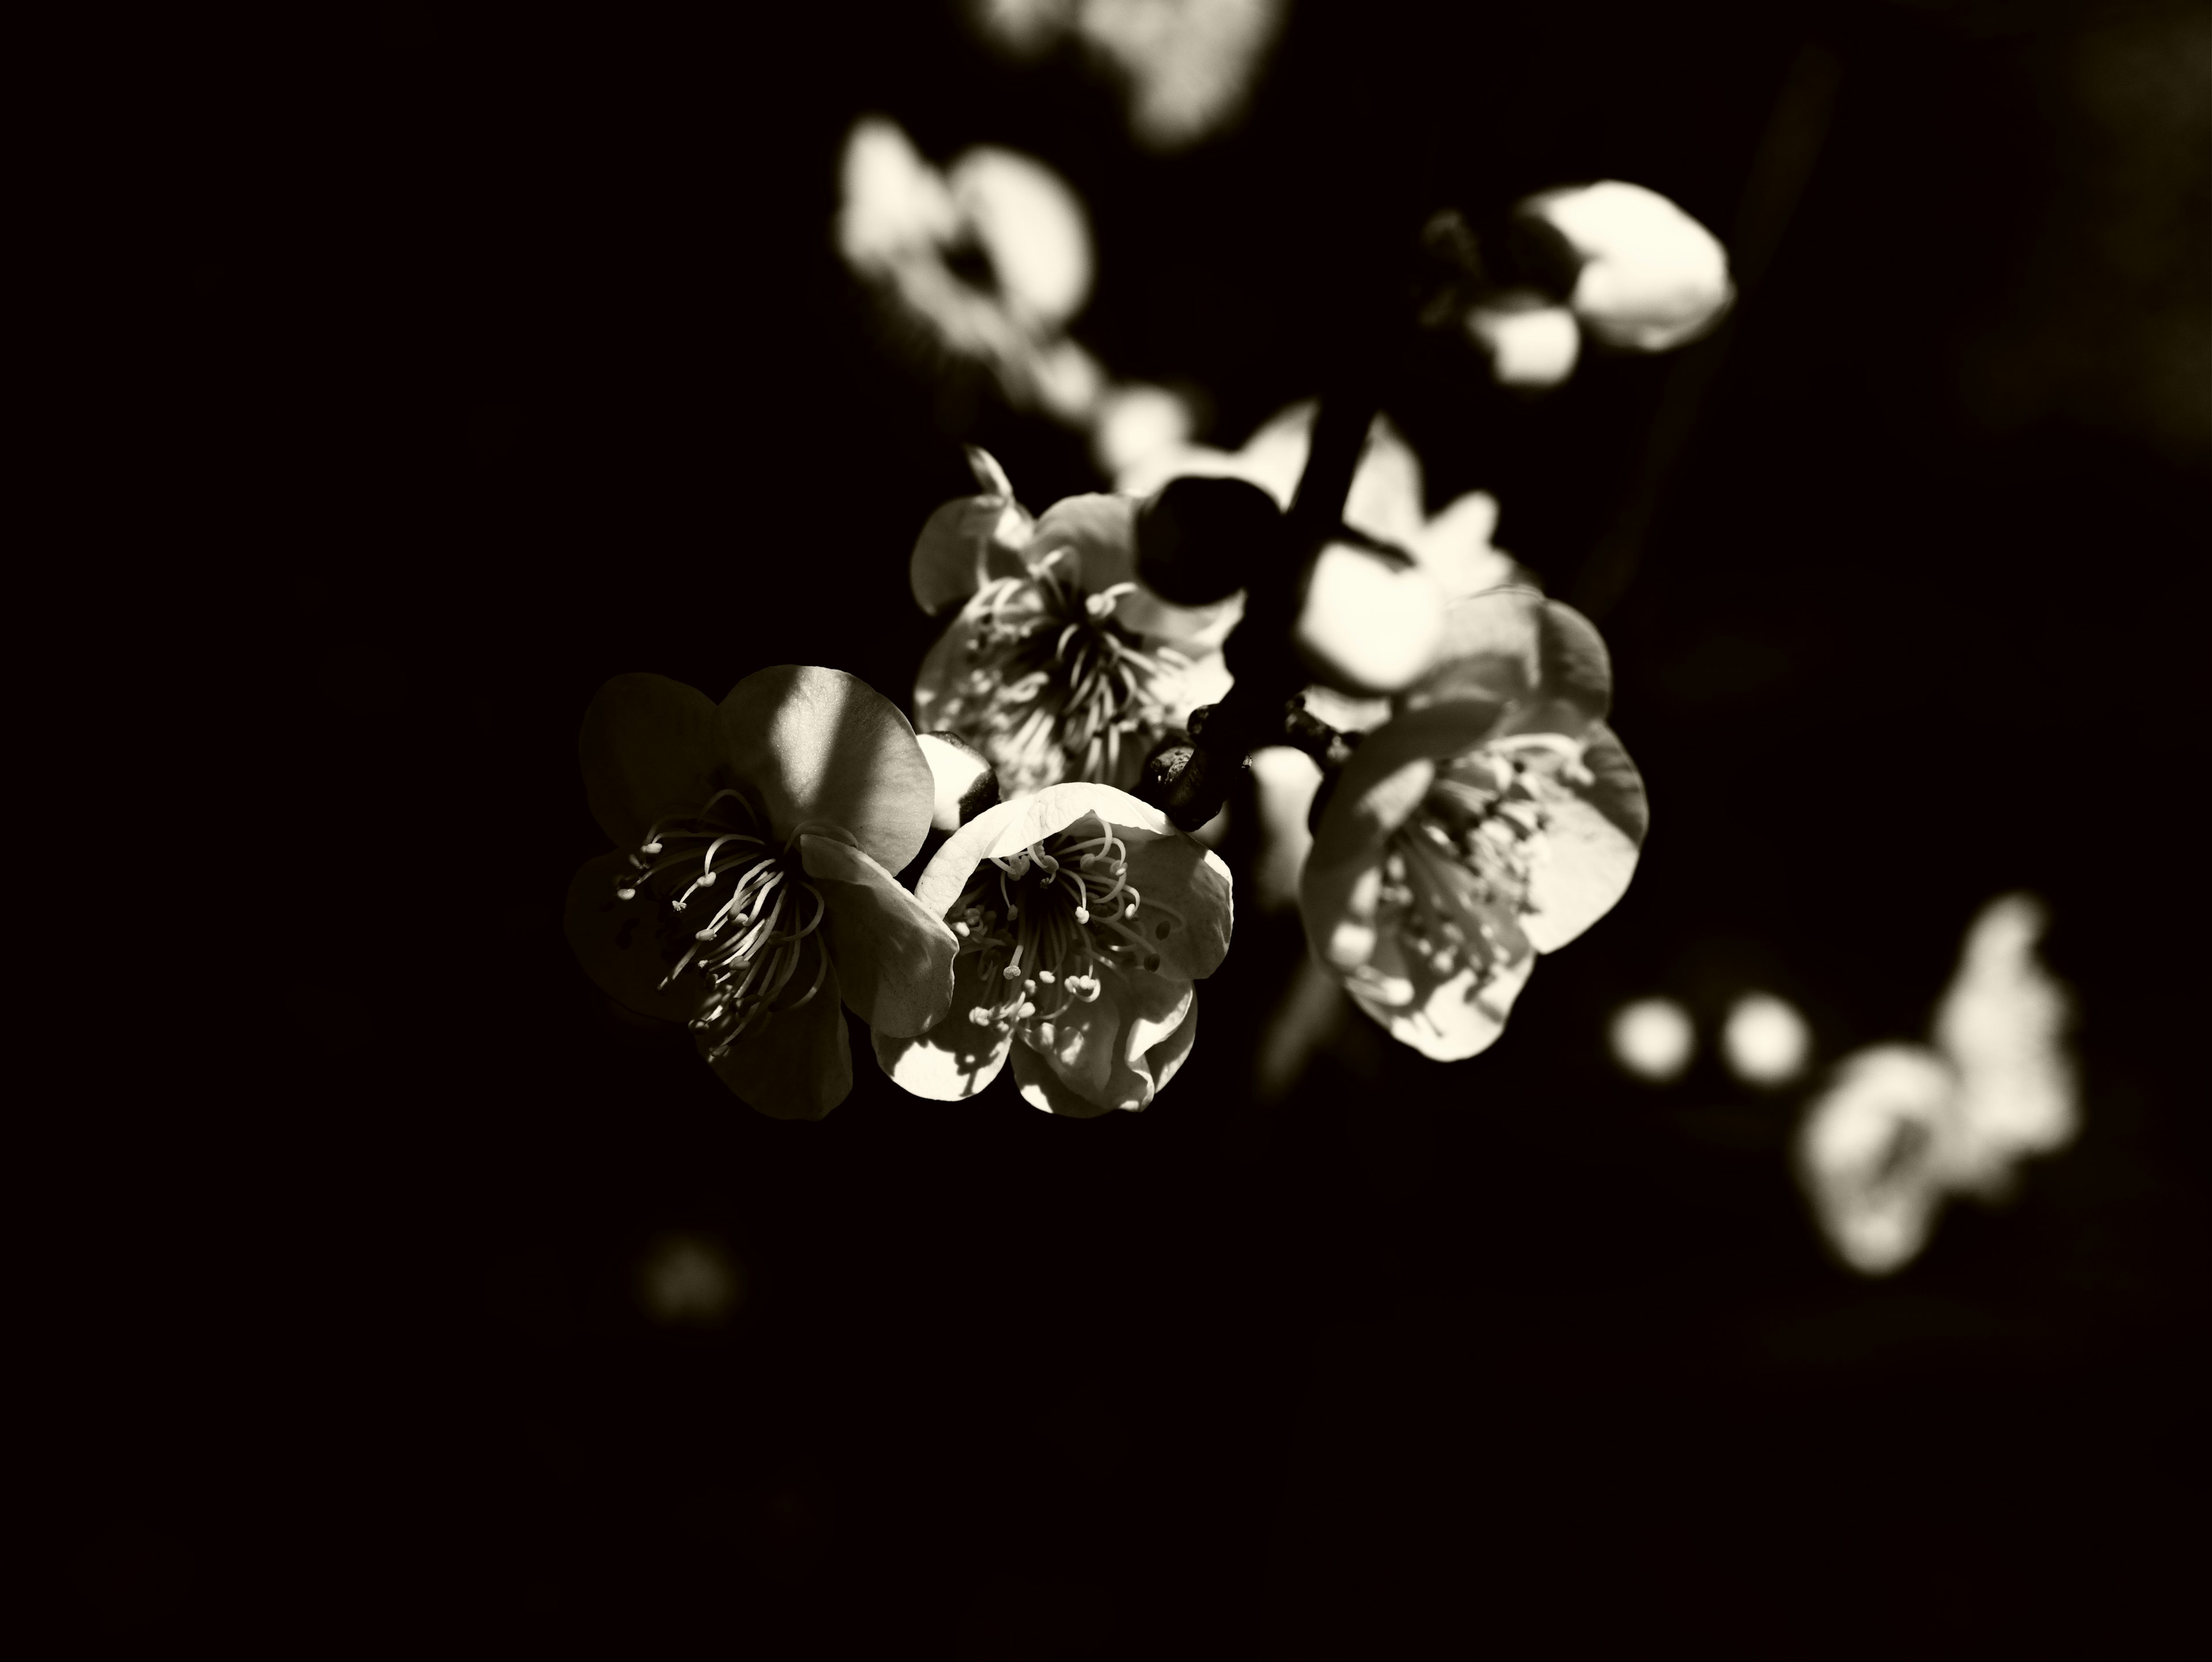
[1518,724,1647,953]
[799,835,959,1038]
[914,783,1171,919]
[1346,944,1534,1062]
[579,673,739,850]
[871,953,1017,1100]
[722,665,937,874]
[701,945,853,1119]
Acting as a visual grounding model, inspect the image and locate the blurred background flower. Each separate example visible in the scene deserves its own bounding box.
[963,0,1290,153]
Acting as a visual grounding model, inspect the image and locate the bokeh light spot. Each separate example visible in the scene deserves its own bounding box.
[1721,991,1812,1085]
[1609,997,1695,1081]
[635,1232,748,1329]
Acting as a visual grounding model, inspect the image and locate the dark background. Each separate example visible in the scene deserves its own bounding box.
[82,0,2206,1651]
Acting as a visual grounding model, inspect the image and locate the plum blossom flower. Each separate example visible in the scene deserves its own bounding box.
[912,446,1235,799]
[1298,588,1648,1059]
[564,667,959,1119]
[876,783,1233,1115]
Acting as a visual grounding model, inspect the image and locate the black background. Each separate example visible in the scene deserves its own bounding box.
[79,0,2207,1652]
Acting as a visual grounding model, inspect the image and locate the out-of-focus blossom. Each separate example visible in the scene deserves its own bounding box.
[1299,589,1648,1059]
[1465,296,1582,389]
[966,0,1289,153]
[1521,180,1736,352]
[1796,1045,1959,1275]
[1118,399,1535,616]
[1796,894,2078,1274]
[564,668,959,1119]
[836,116,1103,423]
[876,782,1233,1115]
[912,447,1236,798]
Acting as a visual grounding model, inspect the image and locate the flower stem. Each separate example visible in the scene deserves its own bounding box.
[1141,353,1384,831]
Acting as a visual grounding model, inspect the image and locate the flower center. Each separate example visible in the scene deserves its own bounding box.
[961,551,1185,787]
[948,811,1172,1047]
[613,789,835,1061]
[1376,733,1594,979]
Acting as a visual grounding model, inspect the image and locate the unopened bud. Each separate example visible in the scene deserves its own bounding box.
[1517,180,1733,352]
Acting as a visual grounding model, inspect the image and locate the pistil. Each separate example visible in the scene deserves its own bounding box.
[950,811,1169,1047]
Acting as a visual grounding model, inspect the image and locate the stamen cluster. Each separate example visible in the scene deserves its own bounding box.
[958,551,1185,792]
[949,810,1172,1046]
[614,789,833,1062]
[1377,733,1596,980]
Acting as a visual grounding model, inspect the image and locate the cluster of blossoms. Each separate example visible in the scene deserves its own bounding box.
[573,156,1737,1120]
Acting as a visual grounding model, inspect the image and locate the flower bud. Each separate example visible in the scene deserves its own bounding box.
[1465,294,1581,388]
[1135,475,1281,605]
[1517,180,1733,353]
[1292,542,1446,696]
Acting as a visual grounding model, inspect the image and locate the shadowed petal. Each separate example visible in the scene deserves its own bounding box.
[1113,826,1234,981]
[911,494,1032,615]
[1398,591,1611,739]
[799,834,959,1038]
[701,941,852,1119]
[872,953,1017,1099]
[1023,493,1139,595]
[579,674,739,850]
[722,665,937,874]
[565,850,711,1025]
[1301,758,1434,971]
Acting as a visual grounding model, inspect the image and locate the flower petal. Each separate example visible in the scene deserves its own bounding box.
[871,953,1017,1100]
[799,834,959,1038]
[911,493,1032,616]
[1345,944,1535,1062]
[914,783,1172,919]
[1022,493,1139,596]
[722,665,937,873]
[1113,825,1234,982]
[1012,973,1198,1115]
[1399,590,1611,736]
[700,944,853,1119]
[1342,413,1427,551]
[578,673,739,850]
[564,850,711,1024]
[1403,491,1535,600]
[1518,725,1647,953]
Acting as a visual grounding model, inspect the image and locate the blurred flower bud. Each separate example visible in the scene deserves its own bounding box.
[1293,542,1447,696]
[1465,293,1581,388]
[1135,475,1279,605]
[916,730,1001,831]
[1092,382,1198,476]
[1517,180,1733,352]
